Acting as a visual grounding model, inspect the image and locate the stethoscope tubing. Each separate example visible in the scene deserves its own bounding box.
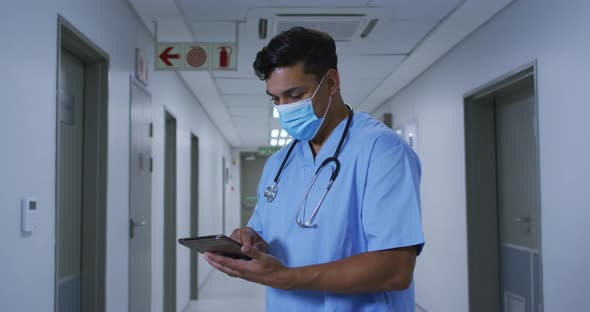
[264,105,353,227]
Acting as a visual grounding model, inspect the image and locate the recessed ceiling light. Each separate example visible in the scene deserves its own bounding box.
[273,107,279,118]
[278,139,286,146]
[271,129,279,138]
[280,129,288,138]
[270,139,278,146]
[286,138,293,144]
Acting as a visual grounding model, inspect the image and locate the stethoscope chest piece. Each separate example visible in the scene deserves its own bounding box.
[264,182,278,202]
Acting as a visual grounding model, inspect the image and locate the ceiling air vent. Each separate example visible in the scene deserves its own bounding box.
[272,14,368,41]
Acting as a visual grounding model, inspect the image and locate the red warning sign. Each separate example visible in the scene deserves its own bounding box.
[186,46,208,68]
[159,47,179,66]
[212,43,237,70]
[155,42,236,71]
[156,44,182,70]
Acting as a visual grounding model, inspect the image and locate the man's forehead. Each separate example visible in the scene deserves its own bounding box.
[269,64,302,79]
[266,66,317,93]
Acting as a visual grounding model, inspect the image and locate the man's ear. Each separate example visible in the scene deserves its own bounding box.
[326,69,340,96]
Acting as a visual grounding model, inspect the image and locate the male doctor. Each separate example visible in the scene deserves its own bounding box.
[205,27,424,311]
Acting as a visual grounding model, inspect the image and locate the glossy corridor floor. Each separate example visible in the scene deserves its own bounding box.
[187,269,425,312]
[187,269,265,312]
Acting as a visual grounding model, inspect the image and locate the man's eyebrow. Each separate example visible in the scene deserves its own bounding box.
[266,87,306,97]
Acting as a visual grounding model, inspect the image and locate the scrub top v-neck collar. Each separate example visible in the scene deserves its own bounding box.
[300,110,353,168]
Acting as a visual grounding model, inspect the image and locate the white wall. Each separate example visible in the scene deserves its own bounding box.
[149,72,232,311]
[374,0,590,311]
[227,149,246,234]
[0,1,231,311]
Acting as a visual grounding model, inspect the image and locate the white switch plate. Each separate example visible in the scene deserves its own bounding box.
[21,198,38,233]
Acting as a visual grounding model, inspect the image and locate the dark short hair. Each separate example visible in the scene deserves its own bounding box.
[253,27,338,81]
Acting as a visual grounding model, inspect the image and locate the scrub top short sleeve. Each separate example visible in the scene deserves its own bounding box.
[247,205,264,238]
[362,134,425,255]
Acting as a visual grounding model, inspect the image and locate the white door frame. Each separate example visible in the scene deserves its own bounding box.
[464,62,543,312]
[55,16,109,312]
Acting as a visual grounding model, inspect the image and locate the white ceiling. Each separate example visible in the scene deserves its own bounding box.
[128,0,513,148]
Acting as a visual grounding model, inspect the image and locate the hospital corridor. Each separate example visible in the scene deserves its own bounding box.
[1,0,589,311]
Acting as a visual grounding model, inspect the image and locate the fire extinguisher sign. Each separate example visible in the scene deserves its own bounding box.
[211,43,237,70]
[155,42,237,71]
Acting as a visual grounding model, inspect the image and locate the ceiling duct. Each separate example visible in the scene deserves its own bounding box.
[258,18,268,39]
[275,14,366,17]
[271,13,369,41]
[360,18,379,38]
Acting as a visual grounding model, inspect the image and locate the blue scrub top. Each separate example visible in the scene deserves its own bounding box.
[248,112,425,312]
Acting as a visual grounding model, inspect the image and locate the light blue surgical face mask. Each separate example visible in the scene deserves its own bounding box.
[274,75,332,141]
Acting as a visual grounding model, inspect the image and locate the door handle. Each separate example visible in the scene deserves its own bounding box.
[132,219,147,227]
[514,217,531,233]
[130,218,147,239]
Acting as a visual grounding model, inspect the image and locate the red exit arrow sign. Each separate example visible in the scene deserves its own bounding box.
[155,42,237,71]
[159,47,180,66]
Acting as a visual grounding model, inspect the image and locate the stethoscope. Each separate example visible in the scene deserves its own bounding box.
[264,105,353,228]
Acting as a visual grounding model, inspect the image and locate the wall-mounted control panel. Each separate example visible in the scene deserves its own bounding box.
[21,198,38,233]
